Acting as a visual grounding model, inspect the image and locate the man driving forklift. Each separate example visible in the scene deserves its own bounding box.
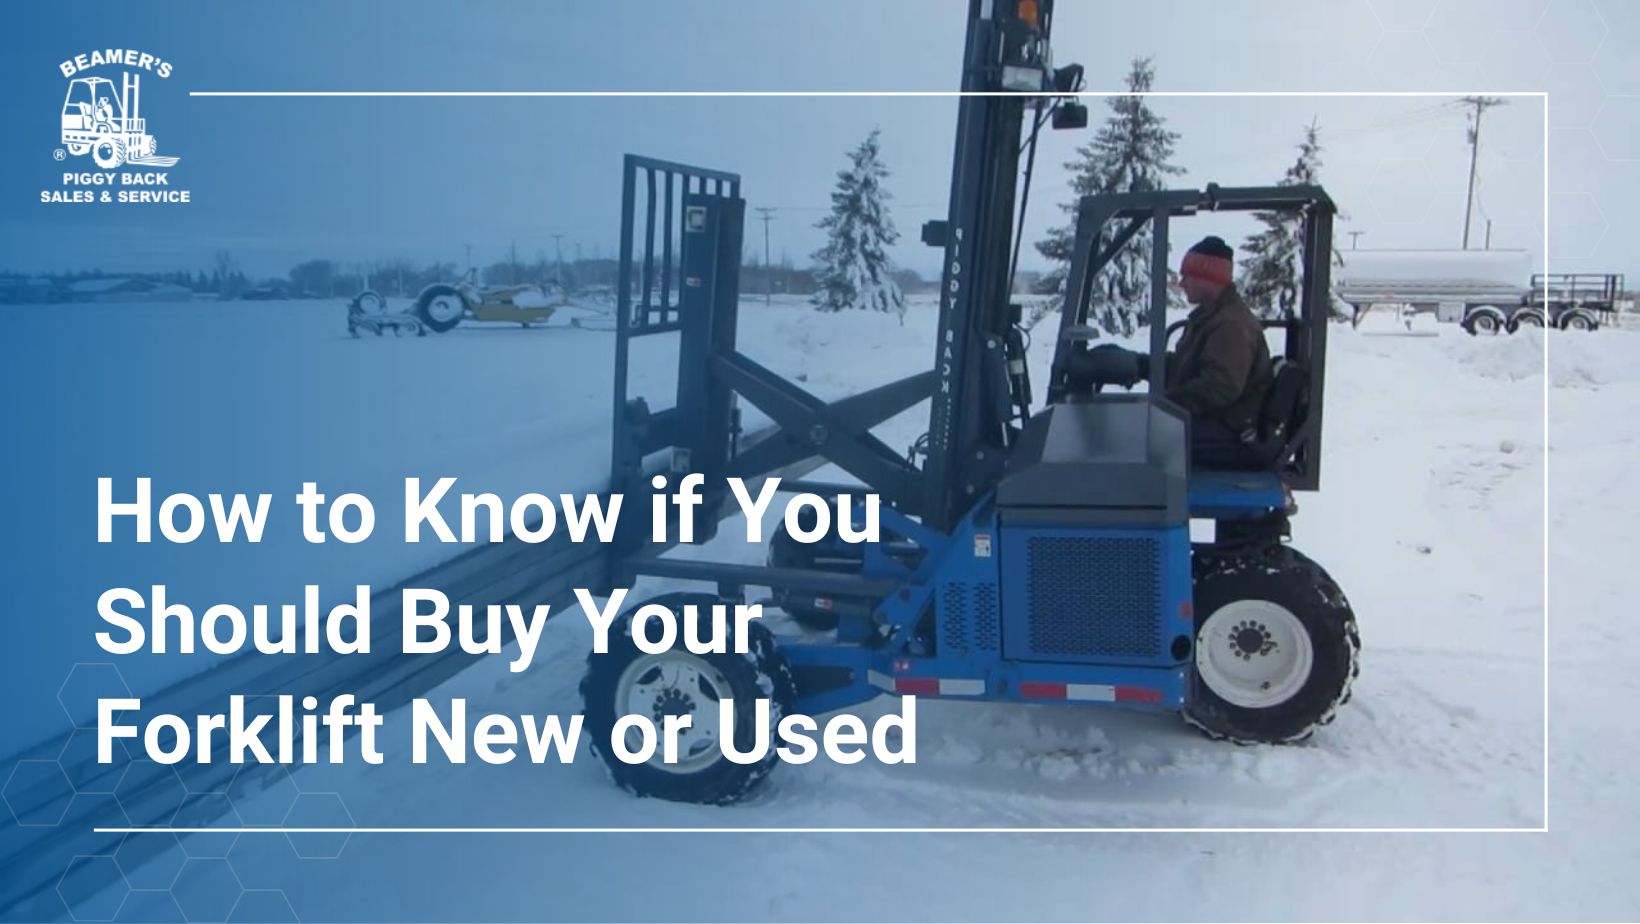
[1070,235,1273,468]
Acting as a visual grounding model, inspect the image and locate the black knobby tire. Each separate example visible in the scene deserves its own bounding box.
[580,593,797,804]
[414,284,466,333]
[1184,547,1359,744]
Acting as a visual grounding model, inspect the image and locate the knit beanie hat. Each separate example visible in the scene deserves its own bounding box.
[1180,236,1234,287]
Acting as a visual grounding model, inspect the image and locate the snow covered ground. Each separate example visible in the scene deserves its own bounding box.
[25,295,1640,919]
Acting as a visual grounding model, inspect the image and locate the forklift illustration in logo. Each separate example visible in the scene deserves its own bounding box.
[59,72,179,170]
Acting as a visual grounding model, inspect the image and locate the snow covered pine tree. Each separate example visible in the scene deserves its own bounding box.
[811,128,905,320]
[1035,58,1182,336]
[1239,119,1342,319]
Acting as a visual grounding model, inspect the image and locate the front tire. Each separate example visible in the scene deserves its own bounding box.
[581,593,797,804]
[1185,547,1359,744]
[414,284,466,333]
[92,137,125,170]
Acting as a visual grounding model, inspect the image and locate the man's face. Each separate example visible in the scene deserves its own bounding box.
[1181,275,1222,306]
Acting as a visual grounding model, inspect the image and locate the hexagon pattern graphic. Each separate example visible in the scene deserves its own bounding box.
[227,767,300,827]
[4,759,76,826]
[58,855,128,923]
[1345,0,1633,276]
[282,792,356,860]
[170,858,243,924]
[1535,0,1606,64]
[58,663,133,729]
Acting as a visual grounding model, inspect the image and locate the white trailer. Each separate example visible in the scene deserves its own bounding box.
[1335,249,1537,334]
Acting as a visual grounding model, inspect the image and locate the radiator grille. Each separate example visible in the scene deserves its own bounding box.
[939,582,1002,657]
[940,584,970,655]
[973,583,1000,654]
[1025,536,1161,659]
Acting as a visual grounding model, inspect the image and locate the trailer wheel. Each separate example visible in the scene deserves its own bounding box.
[1508,311,1544,333]
[581,593,797,804]
[414,284,466,333]
[1184,547,1359,744]
[92,137,125,170]
[1462,310,1503,336]
[1560,311,1596,331]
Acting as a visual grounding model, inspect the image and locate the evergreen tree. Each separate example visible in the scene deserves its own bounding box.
[1239,118,1340,319]
[811,129,905,319]
[1034,58,1182,335]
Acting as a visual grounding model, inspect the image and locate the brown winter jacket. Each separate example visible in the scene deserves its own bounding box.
[1165,284,1273,433]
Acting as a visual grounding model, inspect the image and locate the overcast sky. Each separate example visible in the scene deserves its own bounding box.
[3,0,1627,282]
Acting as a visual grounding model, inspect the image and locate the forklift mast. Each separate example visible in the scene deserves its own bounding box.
[923,0,1063,532]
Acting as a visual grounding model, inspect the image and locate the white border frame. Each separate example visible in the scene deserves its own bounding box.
[101,88,1551,836]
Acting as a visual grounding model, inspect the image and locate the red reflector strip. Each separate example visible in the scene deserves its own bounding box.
[1021,682,1122,702]
[1018,681,1067,699]
[1115,685,1163,704]
[867,672,986,696]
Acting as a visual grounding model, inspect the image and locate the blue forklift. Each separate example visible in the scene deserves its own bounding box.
[581,0,1358,804]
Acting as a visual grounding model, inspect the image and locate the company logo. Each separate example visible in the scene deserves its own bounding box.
[44,48,190,205]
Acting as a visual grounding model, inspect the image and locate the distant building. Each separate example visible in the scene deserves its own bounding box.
[66,277,194,303]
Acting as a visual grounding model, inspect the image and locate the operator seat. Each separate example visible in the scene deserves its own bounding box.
[1208,355,1308,472]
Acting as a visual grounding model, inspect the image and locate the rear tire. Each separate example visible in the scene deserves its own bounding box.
[414,284,466,333]
[1184,547,1359,744]
[581,593,797,804]
[1560,311,1596,331]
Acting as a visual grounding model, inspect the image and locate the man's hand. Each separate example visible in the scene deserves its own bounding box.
[1068,343,1148,391]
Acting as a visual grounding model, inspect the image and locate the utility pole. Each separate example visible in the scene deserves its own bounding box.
[550,234,565,285]
[1485,219,1493,250]
[1460,96,1506,250]
[1348,231,1364,250]
[463,243,472,272]
[754,207,777,306]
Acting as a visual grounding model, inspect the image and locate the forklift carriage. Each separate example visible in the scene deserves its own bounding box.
[581,0,1358,804]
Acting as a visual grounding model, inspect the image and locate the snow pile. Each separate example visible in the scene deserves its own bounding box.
[1441,326,1547,381]
[1548,328,1640,388]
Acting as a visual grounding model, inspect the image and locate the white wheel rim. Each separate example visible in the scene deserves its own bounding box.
[1518,313,1542,326]
[1568,315,1590,329]
[615,650,731,774]
[359,294,383,313]
[1473,315,1499,334]
[1195,600,1313,709]
[426,295,463,323]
